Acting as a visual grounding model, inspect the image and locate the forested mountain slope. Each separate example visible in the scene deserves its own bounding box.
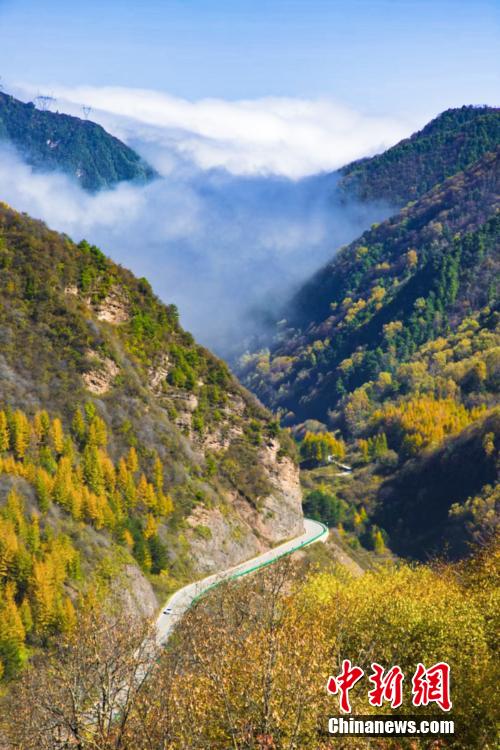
[240,143,499,559]
[338,105,500,205]
[0,202,302,678]
[0,91,156,190]
[242,149,499,419]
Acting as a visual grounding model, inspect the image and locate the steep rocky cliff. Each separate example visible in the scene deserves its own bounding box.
[0,201,303,606]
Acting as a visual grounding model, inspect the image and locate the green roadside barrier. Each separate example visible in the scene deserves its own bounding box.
[190,519,328,607]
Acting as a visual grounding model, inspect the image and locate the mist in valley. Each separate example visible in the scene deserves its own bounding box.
[0,90,401,361]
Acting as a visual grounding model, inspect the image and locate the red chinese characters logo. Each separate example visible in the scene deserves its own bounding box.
[368,662,404,709]
[327,659,364,713]
[412,662,452,711]
[327,661,452,713]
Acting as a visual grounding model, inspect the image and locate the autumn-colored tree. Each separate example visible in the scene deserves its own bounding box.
[143,513,157,540]
[127,446,139,474]
[158,491,174,516]
[118,456,137,508]
[136,473,158,512]
[52,455,74,511]
[0,582,26,678]
[71,407,86,445]
[34,467,52,513]
[300,431,346,464]
[344,387,372,436]
[373,528,386,554]
[373,396,481,457]
[358,432,388,462]
[11,410,30,460]
[0,410,10,452]
[5,489,27,537]
[0,599,158,749]
[0,517,19,580]
[50,417,65,456]
[1,549,499,748]
[87,414,108,448]
[83,445,105,495]
[33,410,50,444]
[153,454,164,493]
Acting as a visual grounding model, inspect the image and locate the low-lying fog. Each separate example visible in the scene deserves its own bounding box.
[0,89,404,358]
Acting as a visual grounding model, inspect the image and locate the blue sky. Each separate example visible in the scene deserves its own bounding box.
[0,0,498,116]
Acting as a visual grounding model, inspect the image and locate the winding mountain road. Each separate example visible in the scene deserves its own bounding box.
[155,518,328,645]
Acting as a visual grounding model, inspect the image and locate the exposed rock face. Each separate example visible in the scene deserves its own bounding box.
[64,285,130,325]
[257,439,303,542]
[153,377,304,575]
[148,354,170,392]
[169,391,199,432]
[113,564,158,619]
[201,425,243,453]
[82,351,120,395]
[0,200,305,629]
[79,335,304,577]
[186,439,303,573]
[94,289,130,324]
[186,506,265,572]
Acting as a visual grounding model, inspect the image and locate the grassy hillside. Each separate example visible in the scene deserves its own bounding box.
[0,91,156,191]
[338,105,500,205]
[0,201,302,679]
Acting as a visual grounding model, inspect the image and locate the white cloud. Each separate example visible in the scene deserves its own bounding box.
[2,85,408,355]
[13,84,413,178]
[0,145,392,355]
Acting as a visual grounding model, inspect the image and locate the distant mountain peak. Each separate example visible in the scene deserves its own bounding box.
[0,91,157,191]
[338,104,500,205]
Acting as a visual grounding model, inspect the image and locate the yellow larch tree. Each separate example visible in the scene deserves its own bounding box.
[0,410,10,452]
[11,411,30,460]
[126,446,139,474]
[51,418,65,456]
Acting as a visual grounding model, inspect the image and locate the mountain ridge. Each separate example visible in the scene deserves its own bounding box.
[0,91,156,191]
[241,148,499,419]
[337,104,500,205]
[238,109,499,560]
[0,200,303,676]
